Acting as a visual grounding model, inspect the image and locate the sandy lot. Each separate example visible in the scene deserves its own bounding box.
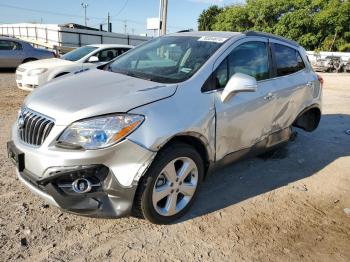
[0,71,349,261]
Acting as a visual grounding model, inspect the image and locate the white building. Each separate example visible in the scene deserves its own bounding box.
[0,23,150,53]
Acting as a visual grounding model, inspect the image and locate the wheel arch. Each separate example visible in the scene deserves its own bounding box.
[156,132,213,174]
[22,57,37,63]
[292,104,321,132]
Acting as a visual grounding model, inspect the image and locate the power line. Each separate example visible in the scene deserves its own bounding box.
[0,3,103,20]
[111,0,129,18]
[0,3,184,31]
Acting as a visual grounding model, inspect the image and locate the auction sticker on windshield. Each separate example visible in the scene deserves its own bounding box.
[198,36,228,43]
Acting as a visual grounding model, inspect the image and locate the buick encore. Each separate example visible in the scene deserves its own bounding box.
[7,31,322,224]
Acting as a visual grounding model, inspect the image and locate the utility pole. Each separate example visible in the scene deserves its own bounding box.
[158,0,162,36]
[107,12,112,32]
[124,20,127,34]
[81,2,88,26]
[161,0,168,36]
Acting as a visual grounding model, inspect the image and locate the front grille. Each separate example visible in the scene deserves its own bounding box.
[18,108,55,146]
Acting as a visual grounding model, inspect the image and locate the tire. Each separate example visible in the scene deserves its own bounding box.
[133,143,204,224]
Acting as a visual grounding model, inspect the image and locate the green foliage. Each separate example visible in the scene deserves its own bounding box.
[198,5,223,31]
[198,0,350,51]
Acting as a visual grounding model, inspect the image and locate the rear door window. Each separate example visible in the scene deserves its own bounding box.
[273,44,305,76]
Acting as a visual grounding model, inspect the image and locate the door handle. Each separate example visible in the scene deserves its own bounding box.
[264,92,275,101]
[306,82,313,87]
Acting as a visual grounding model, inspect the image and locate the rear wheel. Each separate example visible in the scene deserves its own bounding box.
[133,143,204,224]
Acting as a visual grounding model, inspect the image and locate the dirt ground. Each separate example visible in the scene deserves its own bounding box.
[0,71,349,262]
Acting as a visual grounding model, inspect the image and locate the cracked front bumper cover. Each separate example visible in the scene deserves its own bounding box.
[8,141,139,218]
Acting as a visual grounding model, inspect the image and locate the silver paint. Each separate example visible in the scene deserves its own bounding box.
[10,31,322,218]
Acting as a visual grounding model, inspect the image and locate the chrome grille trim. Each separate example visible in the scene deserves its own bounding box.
[18,108,55,146]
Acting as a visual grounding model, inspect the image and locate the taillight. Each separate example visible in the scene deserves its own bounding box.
[317,74,324,87]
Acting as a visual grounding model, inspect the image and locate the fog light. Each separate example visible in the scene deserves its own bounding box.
[72,178,92,194]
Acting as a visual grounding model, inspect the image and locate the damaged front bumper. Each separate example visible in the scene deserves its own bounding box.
[7,138,156,218]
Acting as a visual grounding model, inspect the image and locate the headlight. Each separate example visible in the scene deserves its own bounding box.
[57,114,144,150]
[27,68,48,76]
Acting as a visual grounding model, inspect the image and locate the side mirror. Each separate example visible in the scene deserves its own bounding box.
[221,73,257,102]
[87,56,99,63]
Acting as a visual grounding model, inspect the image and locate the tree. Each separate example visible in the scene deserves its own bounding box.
[198,5,223,31]
[198,0,350,51]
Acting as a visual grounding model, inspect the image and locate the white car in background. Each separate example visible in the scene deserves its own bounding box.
[16,44,133,91]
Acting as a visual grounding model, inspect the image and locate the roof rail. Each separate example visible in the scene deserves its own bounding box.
[244,31,299,47]
[176,29,194,33]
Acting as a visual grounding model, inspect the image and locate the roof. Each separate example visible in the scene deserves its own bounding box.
[87,44,134,49]
[59,23,99,31]
[170,31,243,39]
[244,31,300,47]
[0,36,29,44]
[168,30,300,47]
[0,36,22,41]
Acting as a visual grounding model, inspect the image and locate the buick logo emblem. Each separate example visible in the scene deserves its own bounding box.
[18,115,25,129]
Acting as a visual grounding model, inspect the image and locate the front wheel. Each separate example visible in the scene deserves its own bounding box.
[133,143,204,224]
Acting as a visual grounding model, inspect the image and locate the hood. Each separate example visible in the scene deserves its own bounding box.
[24,69,177,125]
[19,58,74,70]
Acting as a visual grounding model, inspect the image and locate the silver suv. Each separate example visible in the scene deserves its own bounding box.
[7,31,322,224]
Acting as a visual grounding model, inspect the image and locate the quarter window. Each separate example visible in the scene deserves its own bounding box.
[274,44,305,76]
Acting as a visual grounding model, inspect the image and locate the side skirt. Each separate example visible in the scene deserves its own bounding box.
[208,127,292,172]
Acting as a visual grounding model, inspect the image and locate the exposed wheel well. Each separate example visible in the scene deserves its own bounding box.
[159,135,210,173]
[293,106,321,132]
[22,58,37,63]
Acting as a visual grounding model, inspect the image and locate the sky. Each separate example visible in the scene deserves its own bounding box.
[0,0,239,35]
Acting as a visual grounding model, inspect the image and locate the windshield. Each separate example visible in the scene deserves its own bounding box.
[108,36,225,83]
[62,46,98,61]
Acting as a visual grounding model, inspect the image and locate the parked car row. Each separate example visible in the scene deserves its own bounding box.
[312,55,350,73]
[7,31,322,224]
[15,44,133,90]
[0,36,133,89]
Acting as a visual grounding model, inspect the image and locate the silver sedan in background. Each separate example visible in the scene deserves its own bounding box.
[0,36,55,68]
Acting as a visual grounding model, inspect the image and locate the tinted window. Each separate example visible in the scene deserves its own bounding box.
[211,41,269,90]
[274,44,305,76]
[0,40,22,50]
[61,46,98,61]
[228,42,269,81]
[95,48,120,62]
[109,36,224,83]
[118,48,131,56]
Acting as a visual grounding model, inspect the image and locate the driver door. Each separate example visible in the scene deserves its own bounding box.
[212,39,276,160]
